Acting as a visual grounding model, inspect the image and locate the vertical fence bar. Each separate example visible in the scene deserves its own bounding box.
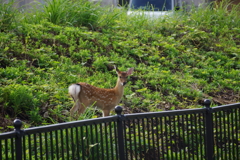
[66,128,70,160]
[223,111,227,159]
[0,140,2,160]
[204,99,214,160]
[146,118,150,156]
[70,128,74,158]
[133,119,137,159]
[155,117,160,159]
[99,124,104,159]
[182,115,187,160]
[177,115,182,159]
[218,111,223,158]
[236,107,239,159]
[186,114,191,159]
[104,122,110,160]
[173,116,177,159]
[190,114,195,158]
[169,116,173,159]
[5,139,8,160]
[115,106,125,160]
[230,110,235,159]
[55,130,59,160]
[50,131,54,160]
[60,129,64,160]
[34,134,37,159]
[214,112,219,158]
[128,119,133,160]
[137,118,142,160]
[113,121,119,160]
[90,125,94,159]
[160,117,164,159]
[142,118,147,158]
[76,126,80,159]
[109,121,114,160]
[39,133,43,160]
[44,132,49,160]
[11,138,14,160]
[123,120,128,160]
[227,110,231,159]
[151,117,156,159]
[14,119,23,160]
[164,116,169,159]
[28,135,32,160]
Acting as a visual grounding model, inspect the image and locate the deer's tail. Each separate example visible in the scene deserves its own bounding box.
[68,84,81,102]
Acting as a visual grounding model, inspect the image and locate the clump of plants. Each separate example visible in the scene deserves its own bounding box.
[0,0,18,32]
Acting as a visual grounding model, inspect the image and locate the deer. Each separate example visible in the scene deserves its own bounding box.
[68,66,134,118]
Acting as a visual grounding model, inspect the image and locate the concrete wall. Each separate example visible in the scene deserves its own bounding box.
[181,0,209,7]
[187,0,205,6]
[3,0,44,9]
[90,0,118,6]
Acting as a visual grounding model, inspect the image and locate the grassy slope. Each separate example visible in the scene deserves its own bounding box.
[0,0,239,130]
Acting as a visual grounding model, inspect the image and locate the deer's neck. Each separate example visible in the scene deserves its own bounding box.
[114,78,124,97]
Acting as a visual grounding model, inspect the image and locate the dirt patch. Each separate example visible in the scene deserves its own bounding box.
[203,89,240,105]
[0,116,15,133]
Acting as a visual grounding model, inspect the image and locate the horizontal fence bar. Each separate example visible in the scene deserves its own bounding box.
[212,103,240,112]
[23,116,118,135]
[124,107,206,119]
[0,131,16,139]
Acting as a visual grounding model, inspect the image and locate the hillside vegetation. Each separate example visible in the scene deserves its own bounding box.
[0,0,239,131]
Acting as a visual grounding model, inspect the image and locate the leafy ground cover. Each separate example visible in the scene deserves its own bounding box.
[0,0,239,131]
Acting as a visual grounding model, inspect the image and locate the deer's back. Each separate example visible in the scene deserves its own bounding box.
[78,83,119,110]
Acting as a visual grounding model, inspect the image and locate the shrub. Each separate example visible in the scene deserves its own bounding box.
[1,84,49,123]
[26,0,101,28]
[0,0,18,32]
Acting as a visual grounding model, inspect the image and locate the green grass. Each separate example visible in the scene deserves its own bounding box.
[0,0,239,130]
[0,0,18,31]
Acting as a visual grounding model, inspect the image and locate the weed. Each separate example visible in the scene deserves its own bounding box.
[0,0,17,32]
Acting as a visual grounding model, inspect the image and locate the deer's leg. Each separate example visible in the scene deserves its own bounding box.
[70,100,80,118]
[102,110,110,117]
[77,103,86,115]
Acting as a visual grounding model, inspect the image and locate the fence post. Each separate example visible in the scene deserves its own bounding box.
[115,106,125,160]
[204,99,214,160]
[14,119,24,160]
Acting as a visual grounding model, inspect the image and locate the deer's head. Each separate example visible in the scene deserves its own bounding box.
[114,66,134,86]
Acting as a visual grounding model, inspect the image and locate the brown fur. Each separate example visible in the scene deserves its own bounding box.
[69,67,134,118]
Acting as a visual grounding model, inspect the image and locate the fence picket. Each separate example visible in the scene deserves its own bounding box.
[204,99,214,160]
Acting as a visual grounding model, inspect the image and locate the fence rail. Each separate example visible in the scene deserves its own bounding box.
[0,99,239,160]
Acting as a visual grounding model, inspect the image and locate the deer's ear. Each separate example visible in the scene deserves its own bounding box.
[127,68,134,75]
[114,65,120,73]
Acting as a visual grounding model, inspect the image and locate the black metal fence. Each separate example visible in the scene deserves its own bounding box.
[0,99,239,160]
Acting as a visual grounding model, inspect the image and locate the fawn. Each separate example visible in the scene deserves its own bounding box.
[68,66,134,118]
